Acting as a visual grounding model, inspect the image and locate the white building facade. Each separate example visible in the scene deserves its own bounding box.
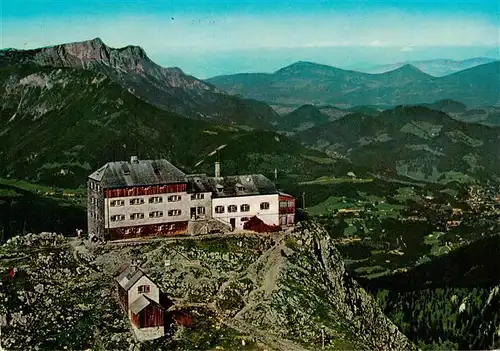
[104,191,190,230]
[212,194,279,230]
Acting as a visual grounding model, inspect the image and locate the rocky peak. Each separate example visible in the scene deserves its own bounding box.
[31,38,151,73]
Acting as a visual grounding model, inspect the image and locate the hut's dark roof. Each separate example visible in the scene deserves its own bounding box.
[89,159,186,188]
[187,173,277,198]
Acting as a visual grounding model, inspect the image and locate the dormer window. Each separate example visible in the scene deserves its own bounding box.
[216,184,224,193]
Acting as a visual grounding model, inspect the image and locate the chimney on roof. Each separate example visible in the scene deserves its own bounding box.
[215,161,221,178]
[130,156,139,164]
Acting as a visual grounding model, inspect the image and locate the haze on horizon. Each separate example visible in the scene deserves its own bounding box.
[3,0,499,78]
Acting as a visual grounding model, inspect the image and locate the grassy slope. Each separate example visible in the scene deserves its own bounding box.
[297,106,500,183]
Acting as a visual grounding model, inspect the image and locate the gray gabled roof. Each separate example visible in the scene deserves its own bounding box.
[129,295,150,314]
[187,173,277,198]
[116,266,147,291]
[89,159,187,189]
[129,295,163,314]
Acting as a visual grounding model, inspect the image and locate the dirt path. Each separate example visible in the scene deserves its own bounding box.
[105,230,287,247]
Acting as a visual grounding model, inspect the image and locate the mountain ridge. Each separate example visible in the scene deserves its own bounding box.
[297,105,500,183]
[363,57,498,76]
[207,60,500,108]
[1,38,280,129]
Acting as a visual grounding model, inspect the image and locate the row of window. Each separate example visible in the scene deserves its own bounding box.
[214,202,270,214]
[124,223,177,235]
[110,209,182,222]
[110,195,182,207]
[108,193,211,207]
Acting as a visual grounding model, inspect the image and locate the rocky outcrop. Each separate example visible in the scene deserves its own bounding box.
[299,220,413,350]
[0,221,415,350]
[33,38,219,93]
[216,220,415,350]
[138,220,414,350]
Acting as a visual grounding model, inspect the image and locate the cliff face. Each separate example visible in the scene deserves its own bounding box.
[229,220,413,350]
[0,220,414,350]
[3,38,217,92]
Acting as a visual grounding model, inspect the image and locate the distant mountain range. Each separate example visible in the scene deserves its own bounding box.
[276,100,500,134]
[206,60,500,109]
[362,57,498,77]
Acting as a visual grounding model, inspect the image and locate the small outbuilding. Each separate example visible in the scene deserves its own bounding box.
[115,265,170,341]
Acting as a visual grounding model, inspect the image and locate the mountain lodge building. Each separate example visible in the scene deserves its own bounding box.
[88,157,294,241]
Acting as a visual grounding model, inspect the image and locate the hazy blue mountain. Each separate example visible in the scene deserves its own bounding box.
[207,61,500,109]
[363,57,498,77]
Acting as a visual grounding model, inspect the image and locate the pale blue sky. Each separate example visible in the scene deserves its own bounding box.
[2,0,499,78]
